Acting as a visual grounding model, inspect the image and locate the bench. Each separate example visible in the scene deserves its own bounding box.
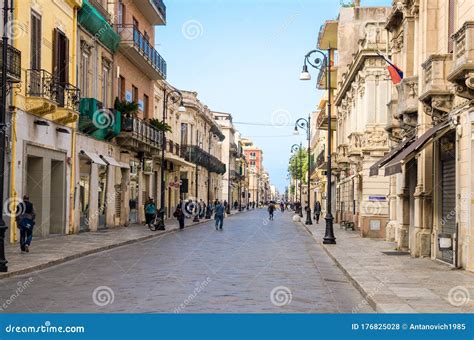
[340,220,347,229]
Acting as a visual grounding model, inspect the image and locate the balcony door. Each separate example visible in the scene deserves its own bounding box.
[53,28,69,106]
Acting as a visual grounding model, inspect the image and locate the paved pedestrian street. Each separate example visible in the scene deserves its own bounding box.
[0,210,372,313]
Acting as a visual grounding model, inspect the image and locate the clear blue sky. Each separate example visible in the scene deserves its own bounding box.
[156,0,391,192]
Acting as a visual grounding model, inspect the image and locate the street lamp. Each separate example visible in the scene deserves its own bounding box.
[291,143,303,218]
[193,139,203,222]
[300,49,336,244]
[0,0,15,272]
[294,117,312,225]
[161,89,185,228]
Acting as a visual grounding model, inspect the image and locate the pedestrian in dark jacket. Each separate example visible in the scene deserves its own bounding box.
[268,202,276,220]
[174,203,185,230]
[314,201,322,223]
[144,198,157,227]
[16,195,35,253]
[214,201,225,230]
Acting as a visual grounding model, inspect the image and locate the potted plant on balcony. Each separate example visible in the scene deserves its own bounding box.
[148,118,172,133]
[114,97,139,132]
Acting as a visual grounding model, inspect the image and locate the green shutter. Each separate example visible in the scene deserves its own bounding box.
[78,0,121,53]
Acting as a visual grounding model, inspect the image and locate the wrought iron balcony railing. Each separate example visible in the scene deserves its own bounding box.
[0,41,21,83]
[152,0,166,22]
[116,24,167,79]
[121,116,163,148]
[26,69,81,111]
[184,145,226,174]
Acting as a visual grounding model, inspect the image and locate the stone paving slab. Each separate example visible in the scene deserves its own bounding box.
[1,210,244,280]
[297,217,474,313]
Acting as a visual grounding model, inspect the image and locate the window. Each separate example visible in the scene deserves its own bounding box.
[181,123,188,145]
[118,76,125,100]
[102,62,111,107]
[132,85,138,103]
[30,11,42,70]
[79,50,89,97]
[143,94,149,119]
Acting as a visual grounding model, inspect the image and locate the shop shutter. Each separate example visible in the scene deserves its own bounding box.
[440,157,455,263]
[115,186,122,218]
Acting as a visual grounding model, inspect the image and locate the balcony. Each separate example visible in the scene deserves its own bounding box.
[135,0,166,25]
[26,69,80,125]
[420,54,453,122]
[183,145,226,175]
[316,108,337,130]
[116,25,167,79]
[448,21,474,100]
[115,116,163,156]
[395,76,418,128]
[0,41,21,83]
[347,132,363,158]
[315,149,326,170]
[334,144,349,169]
[78,98,121,141]
[78,0,120,52]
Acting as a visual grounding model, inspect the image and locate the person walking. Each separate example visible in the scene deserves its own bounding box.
[268,202,275,220]
[214,201,225,230]
[144,197,157,228]
[174,202,185,230]
[314,200,322,224]
[16,195,36,253]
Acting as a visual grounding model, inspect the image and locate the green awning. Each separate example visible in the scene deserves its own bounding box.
[78,0,121,53]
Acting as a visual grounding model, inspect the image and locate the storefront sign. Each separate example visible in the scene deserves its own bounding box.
[125,90,132,102]
[368,195,386,201]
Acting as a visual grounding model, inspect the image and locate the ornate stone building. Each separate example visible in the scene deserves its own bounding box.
[368,0,474,271]
[330,5,392,237]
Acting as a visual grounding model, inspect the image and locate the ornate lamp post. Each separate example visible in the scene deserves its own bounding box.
[294,116,312,225]
[291,143,303,218]
[300,49,336,243]
[161,89,185,228]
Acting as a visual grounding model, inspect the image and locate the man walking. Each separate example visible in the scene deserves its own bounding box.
[314,200,322,224]
[214,201,225,230]
[16,195,35,253]
[268,201,275,220]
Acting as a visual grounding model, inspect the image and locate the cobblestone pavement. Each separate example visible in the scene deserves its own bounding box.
[0,210,372,313]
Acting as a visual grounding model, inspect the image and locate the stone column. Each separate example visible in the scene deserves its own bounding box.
[121,167,130,226]
[105,165,116,227]
[88,163,99,232]
[397,171,409,250]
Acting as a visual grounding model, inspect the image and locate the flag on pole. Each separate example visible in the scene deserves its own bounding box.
[376,51,404,85]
